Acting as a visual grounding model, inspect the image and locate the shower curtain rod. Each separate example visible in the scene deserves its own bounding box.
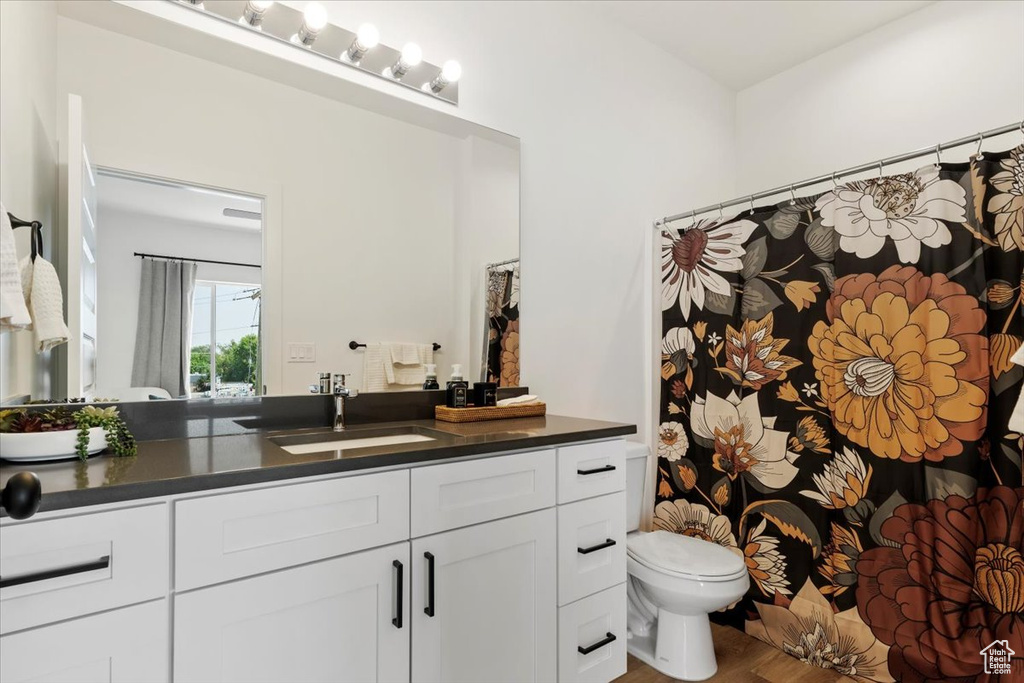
[655,120,1024,228]
[486,257,520,268]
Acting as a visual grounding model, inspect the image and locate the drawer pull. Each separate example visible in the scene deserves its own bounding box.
[392,560,404,629]
[577,538,617,555]
[0,555,110,589]
[578,632,617,655]
[577,464,616,476]
[424,551,435,617]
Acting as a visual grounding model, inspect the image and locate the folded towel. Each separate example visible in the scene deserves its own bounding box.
[383,343,433,386]
[0,206,31,330]
[362,343,387,393]
[497,394,540,407]
[20,254,69,352]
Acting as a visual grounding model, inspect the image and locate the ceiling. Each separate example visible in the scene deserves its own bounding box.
[586,0,934,90]
[96,173,263,233]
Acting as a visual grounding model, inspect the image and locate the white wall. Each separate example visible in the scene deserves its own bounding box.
[735,0,1024,192]
[94,207,262,393]
[0,0,57,402]
[296,1,738,433]
[57,17,473,395]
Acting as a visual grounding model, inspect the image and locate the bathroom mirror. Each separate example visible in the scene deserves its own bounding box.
[0,1,520,404]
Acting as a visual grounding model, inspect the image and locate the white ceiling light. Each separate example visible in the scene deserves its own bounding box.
[293,2,328,47]
[241,0,273,29]
[344,23,379,63]
[426,60,461,93]
[386,42,422,80]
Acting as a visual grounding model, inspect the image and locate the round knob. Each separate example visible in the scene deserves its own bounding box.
[1,472,42,520]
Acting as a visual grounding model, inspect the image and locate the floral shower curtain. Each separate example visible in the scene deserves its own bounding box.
[483,261,520,386]
[657,145,1023,681]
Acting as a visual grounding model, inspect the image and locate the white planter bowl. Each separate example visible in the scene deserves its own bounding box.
[0,427,107,462]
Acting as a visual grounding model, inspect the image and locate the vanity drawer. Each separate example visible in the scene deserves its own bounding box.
[558,583,627,683]
[557,439,626,504]
[175,470,408,590]
[0,504,169,635]
[557,492,626,606]
[410,449,555,537]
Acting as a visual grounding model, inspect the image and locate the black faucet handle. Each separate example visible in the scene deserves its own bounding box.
[1,472,42,520]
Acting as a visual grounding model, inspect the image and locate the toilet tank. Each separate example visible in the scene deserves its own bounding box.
[625,442,651,533]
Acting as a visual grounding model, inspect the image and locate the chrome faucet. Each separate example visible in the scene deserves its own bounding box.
[332,374,355,432]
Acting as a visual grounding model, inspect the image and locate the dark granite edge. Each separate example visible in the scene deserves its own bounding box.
[18,423,637,515]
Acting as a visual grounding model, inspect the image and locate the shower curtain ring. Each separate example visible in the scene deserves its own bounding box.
[975,133,984,160]
[934,144,942,166]
[748,195,755,215]
[717,203,724,220]
[788,184,796,205]
[878,160,884,177]
[831,171,838,189]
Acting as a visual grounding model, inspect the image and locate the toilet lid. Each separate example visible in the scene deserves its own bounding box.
[627,531,746,581]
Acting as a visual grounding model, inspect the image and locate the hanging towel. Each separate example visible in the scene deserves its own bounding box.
[0,206,31,330]
[1010,342,1024,433]
[362,343,388,393]
[383,343,433,386]
[19,255,69,352]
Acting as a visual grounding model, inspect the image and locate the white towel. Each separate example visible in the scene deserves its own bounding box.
[0,206,31,330]
[362,343,387,393]
[19,255,69,352]
[383,343,433,386]
[1010,342,1024,433]
[497,394,541,406]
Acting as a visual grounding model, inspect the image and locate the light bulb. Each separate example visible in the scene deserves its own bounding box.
[241,0,273,28]
[345,23,379,62]
[441,60,462,83]
[427,59,461,93]
[387,42,422,79]
[294,2,328,46]
[357,24,379,49]
[303,2,327,30]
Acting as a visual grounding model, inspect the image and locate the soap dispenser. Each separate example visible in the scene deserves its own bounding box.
[423,364,440,390]
[445,364,469,408]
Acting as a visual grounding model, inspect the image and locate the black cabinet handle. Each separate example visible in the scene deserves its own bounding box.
[578,539,617,555]
[1,472,42,520]
[424,551,435,617]
[392,560,404,629]
[578,632,617,655]
[0,555,110,589]
[577,464,616,476]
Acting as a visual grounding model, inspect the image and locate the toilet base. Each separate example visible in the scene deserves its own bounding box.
[626,609,717,681]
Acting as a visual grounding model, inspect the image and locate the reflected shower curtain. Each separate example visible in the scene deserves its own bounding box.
[658,145,1023,681]
[131,258,198,397]
[483,261,520,386]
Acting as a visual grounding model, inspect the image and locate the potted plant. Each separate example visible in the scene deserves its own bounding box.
[0,406,137,462]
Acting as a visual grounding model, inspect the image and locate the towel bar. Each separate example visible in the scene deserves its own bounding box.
[349,341,441,352]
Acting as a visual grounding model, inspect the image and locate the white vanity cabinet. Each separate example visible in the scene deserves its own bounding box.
[0,436,628,683]
[174,542,411,683]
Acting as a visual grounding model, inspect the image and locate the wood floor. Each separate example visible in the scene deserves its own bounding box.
[613,623,856,683]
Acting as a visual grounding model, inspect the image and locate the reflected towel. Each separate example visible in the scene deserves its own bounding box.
[19,255,69,352]
[362,343,387,393]
[0,206,31,330]
[383,343,434,386]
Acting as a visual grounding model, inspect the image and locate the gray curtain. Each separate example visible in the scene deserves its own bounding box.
[131,258,198,397]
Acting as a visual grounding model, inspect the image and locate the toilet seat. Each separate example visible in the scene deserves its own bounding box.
[627,530,746,582]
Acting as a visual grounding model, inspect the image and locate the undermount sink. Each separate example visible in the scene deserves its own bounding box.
[270,426,450,455]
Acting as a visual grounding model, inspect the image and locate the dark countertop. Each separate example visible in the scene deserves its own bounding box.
[1,415,635,516]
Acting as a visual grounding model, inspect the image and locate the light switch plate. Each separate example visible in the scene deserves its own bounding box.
[287,342,316,363]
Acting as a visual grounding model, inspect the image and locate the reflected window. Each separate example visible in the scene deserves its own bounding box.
[190,281,261,398]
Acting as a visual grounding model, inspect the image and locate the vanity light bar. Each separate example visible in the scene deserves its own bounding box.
[174,0,460,105]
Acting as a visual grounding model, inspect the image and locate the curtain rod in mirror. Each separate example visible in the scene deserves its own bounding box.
[134,251,261,269]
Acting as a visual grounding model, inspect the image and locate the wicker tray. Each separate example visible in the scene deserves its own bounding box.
[435,402,546,423]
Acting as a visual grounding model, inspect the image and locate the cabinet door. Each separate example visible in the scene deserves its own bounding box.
[411,509,556,683]
[0,600,168,683]
[174,542,410,683]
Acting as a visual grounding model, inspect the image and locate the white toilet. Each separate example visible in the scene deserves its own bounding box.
[624,444,749,681]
